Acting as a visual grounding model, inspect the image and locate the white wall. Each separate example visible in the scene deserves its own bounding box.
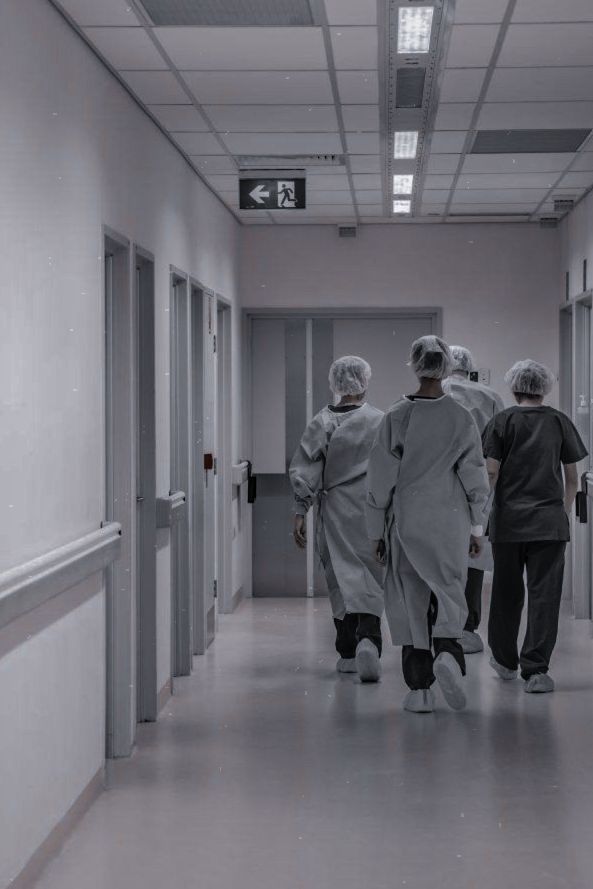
[0,0,241,883]
[561,193,593,297]
[241,223,561,404]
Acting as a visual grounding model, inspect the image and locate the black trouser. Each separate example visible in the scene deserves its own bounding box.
[464,567,484,632]
[402,594,466,690]
[488,541,566,680]
[334,613,382,659]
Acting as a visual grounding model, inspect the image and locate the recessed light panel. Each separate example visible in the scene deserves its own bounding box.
[393,174,414,194]
[398,7,434,54]
[393,131,419,159]
[393,199,412,213]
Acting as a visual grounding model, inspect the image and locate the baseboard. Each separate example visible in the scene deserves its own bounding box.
[157,677,172,713]
[8,767,104,889]
[230,585,244,612]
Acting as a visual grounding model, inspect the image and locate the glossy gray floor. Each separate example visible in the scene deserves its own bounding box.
[35,598,593,889]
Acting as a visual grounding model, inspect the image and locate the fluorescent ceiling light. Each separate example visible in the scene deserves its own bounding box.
[393,200,411,214]
[398,7,434,54]
[393,174,414,194]
[393,131,418,159]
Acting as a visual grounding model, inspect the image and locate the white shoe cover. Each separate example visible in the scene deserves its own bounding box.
[490,657,518,681]
[355,639,381,682]
[525,673,555,693]
[434,652,467,710]
[461,630,484,654]
[404,689,435,713]
[336,657,357,674]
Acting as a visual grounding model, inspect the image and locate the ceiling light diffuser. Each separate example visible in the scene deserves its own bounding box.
[398,7,434,54]
[393,174,414,194]
[393,200,411,214]
[393,131,418,159]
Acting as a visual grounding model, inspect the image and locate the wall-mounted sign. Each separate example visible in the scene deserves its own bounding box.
[239,178,306,210]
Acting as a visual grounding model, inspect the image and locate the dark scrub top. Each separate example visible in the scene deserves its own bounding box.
[328,404,361,413]
[483,406,588,542]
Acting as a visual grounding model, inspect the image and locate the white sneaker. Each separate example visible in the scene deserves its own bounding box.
[404,689,435,713]
[336,657,357,674]
[355,639,381,682]
[525,673,555,693]
[461,630,484,654]
[490,657,518,681]
[434,652,467,710]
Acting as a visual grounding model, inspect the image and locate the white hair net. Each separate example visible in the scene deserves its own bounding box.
[409,336,454,380]
[504,359,555,397]
[329,355,372,397]
[450,345,475,374]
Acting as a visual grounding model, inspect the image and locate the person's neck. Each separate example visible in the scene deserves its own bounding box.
[338,396,364,407]
[414,379,444,398]
[516,397,544,407]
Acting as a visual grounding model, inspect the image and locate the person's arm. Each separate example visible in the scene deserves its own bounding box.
[366,413,402,562]
[487,457,500,492]
[455,420,490,556]
[288,416,327,549]
[563,463,578,515]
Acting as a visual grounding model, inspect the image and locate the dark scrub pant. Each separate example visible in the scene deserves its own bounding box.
[488,541,566,679]
[402,594,466,690]
[334,613,382,658]
[464,567,484,632]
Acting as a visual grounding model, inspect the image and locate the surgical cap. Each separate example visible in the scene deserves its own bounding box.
[409,336,453,381]
[450,345,475,374]
[504,359,555,397]
[329,355,372,396]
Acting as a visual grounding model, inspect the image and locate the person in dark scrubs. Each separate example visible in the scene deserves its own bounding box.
[483,359,587,693]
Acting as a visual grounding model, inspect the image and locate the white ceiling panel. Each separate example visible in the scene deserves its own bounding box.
[454,0,509,23]
[308,191,355,204]
[420,204,446,213]
[55,0,141,26]
[452,188,549,203]
[171,132,225,154]
[285,205,355,216]
[192,155,237,174]
[336,71,379,103]
[349,154,381,173]
[487,68,593,103]
[356,190,383,203]
[302,175,350,189]
[342,105,380,131]
[478,101,593,130]
[325,0,377,25]
[359,207,386,217]
[457,172,560,189]
[220,132,343,154]
[84,27,167,70]
[462,153,576,173]
[155,27,327,70]
[559,171,593,188]
[203,175,237,191]
[307,166,347,175]
[513,0,593,22]
[148,104,209,131]
[426,154,461,173]
[180,70,333,104]
[440,69,486,102]
[346,133,380,153]
[571,154,593,171]
[446,25,499,67]
[352,174,382,189]
[330,28,378,69]
[498,24,593,67]
[120,71,190,104]
[450,203,539,212]
[424,174,455,189]
[430,131,468,153]
[204,104,339,132]
[434,103,475,131]
[422,190,452,204]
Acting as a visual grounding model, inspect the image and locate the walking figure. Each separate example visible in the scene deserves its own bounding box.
[279,184,295,207]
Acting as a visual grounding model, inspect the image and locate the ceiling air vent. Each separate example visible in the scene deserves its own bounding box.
[338,225,357,238]
[137,0,313,26]
[554,198,575,212]
[540,218,559,229]
[238,154,345,169]
[396,67,426,109]
[471,129,591,154]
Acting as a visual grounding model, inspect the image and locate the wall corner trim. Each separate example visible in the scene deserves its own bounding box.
[0,523,122,630]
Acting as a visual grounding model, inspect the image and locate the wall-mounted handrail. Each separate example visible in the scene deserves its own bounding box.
[156,491,187,528]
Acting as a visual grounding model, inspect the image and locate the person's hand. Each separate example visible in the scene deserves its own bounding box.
[293,515,307,549]
[469,534,483,558]
[374,539,386,564]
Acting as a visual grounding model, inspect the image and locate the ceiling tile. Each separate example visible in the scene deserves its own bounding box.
[424,174,455,189]
[83,27,167,70]
[336,71,379,103]
[205,104,338,132]
[462,153,576,173]
[487,68,593,103]
[352,173,381,189]
[220,132,343,154]
[430,131,468,153]
[498,24,593,67]
[203,174,237,191]
[355,190,383,203]
[307,166,348,175]
[571,154,593,171]
[324,0,377,25]
[452,187,548,203]
[346,132,380,153]
[349,154,381,173]
[341,105,380,131]
[308,191,354,204]
[359,207,386,217]
[454,0,509,23]
[171,132,225,154]
[181,70,333,104]
[303,175,350,189]
[440,69,486,102]
[559,171,593,188]
[446,25,499,67]
[330,27,378,69]
[120,71,190,104]
[450,203,539,212]
[435,103,475,130]
[148,104,209,131]
[457,172,560,189]
[422,191,452,204]
[192,155,237,174]
[291,205,356,216]
[478,102,593,130]
[426,154,461,173]
[513,0,593,22]
[155,27,327,70]
[55,0,141,26]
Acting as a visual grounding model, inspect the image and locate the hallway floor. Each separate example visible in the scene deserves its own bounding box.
[35,598,593,889]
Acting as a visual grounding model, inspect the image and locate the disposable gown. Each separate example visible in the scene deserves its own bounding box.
[366,396,489,648]
[444,375,504,571]
[289,403,385,620]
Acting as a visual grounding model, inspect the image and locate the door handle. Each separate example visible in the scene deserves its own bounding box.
[136,496,145,503]
[204,453,214,471]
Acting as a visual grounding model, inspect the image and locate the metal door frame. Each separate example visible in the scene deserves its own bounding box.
[216,296,234,613]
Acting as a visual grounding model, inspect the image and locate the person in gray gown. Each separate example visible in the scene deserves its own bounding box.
[444,345,505,655]
[290,356,385,682]
[366,336,489,713]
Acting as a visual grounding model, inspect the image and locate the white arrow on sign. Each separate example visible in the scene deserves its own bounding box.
[249,184,270,204]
